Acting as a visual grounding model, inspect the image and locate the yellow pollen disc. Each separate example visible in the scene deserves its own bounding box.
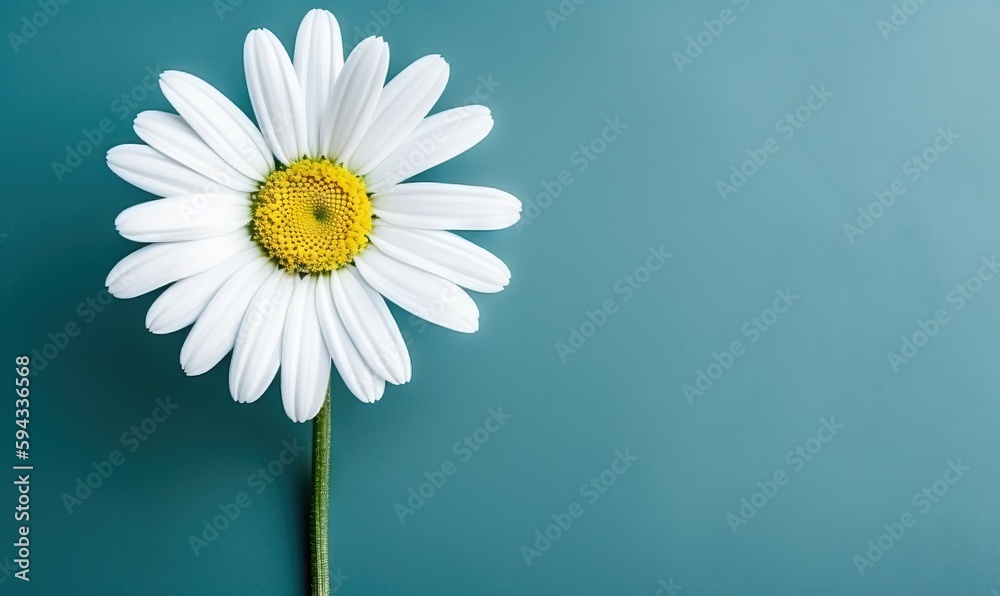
[250,158,373,273]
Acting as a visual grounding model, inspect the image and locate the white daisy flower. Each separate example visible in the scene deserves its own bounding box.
[105,9,521,423]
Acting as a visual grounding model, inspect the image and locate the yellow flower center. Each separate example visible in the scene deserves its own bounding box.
[250,158,373,273]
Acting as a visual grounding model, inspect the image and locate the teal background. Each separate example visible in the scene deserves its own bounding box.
[2,0,1000,594]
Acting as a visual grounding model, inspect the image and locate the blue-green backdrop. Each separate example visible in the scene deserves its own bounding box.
[2,0,1000,594]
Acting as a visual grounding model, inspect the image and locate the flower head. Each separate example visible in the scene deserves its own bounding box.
[106,9,520,422]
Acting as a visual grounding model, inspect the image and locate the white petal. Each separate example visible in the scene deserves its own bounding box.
[349,55,449,174]
[229,269,295,403]
[106,230,253,299]
[245,29,309,165]
[372,182,521,230]
[322,36,389,164]
[180,258,273,376]
[354,246,479,333]
[281,276,331,422]
[160,70,273,180]
[133,111,259,192]
[364,106,494,194]
[369,222,510,293]
[315,275,386,403]
[330,266,410,384]
[107,145,224,197]
[355,273,412,383]
[146,248,260,334]
[294,9,344,157]
[114,194,250,243]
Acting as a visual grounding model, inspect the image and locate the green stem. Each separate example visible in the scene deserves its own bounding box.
[310,389,331,596]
